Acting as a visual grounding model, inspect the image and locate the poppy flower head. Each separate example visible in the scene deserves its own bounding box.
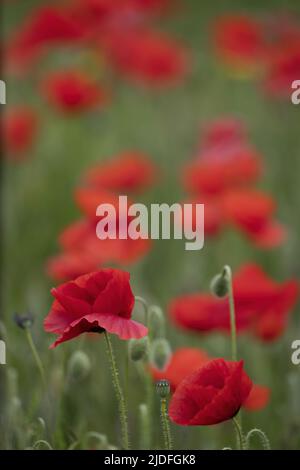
[44,268,148,347]
[46,251,98,281]
[213,15,265,76]
[200,117,248,157]
[169,263,299,341]
[57,218,151,269]
[183,148,261,197]
[102,28,189,87]
[151,347,211,391]
[169,358,252,426]
[74,187,124,219]
[264,44,300,98]
[6,6,86,72]
[3,106,37,158]
[84,151,158,193]
[221,188,286,248]
[41,70,108,113]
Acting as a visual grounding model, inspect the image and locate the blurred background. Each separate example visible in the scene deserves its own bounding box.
[1,0,300,450]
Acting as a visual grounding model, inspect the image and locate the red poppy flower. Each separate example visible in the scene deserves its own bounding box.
[44,268,148,347]
[213,15,264,77]
[264,44,300,97]
[183,147,261,197]
[169,264,299,341]
[6,7,85,72]
[41,70,108,113]
[46,252,98,282]
[200,117,248,155]
[3,106,37,159]
[221,188,286,248]
[84,151,158,193]
[101,27,188,86]
[151,348,210,391]
[74,187,124,218]
[169,359,252,426]
[243,384,270,411]
[57,218,151,271]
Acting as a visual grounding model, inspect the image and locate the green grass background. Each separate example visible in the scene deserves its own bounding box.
[1,0,300,449]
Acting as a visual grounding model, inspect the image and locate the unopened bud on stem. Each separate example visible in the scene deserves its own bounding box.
[128,337,148,362]
[150,338,171,371]
[210,266,231,298]
[156,379,170,399]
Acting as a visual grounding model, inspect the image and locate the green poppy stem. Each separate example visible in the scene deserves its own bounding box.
[25,327,46,389]
[232,417,246,450]
[104,331,130,450]
[160,398,172,450]
[223,265,237,362]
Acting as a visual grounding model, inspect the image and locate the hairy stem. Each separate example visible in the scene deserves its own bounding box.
[160,398,172,450]
[104,331,129,450]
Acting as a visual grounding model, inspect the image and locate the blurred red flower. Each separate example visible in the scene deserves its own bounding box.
[200,117,247,154]
[169,359,252,425]
[6,6,85,72]
[169,263,299,341]
[46,217,151,281]
[181,117,286,248]
[46,251,98,282]
[221,188,286,248]
[84,151,158,193]
[41,70,108,113]
[213,15,265,77]
[3,106,37,159]
[183,148,261,197]
[74,187,124,218]
[44,268,148,347]
[101,28,188,87]
[151,347,210,391]
[243,384,270,411]
[264,44,300,97]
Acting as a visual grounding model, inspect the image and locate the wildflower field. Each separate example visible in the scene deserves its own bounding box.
[1,0,300,451]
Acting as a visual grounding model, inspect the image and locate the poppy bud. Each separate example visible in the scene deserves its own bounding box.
[13,311,34,329]
[150,338,171,371]
[67,351,91,382]
[210,267,230,298]
[156,379,170,399]
[148,305,165,339]
[128,337,148,362]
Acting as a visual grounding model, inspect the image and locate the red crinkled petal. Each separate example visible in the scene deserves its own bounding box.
[51,285,92,316]
[92,313,148,339]
[49,312,147,348]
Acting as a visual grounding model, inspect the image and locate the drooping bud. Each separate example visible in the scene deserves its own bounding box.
[13,311,34,329]
[156,379,170,399]
[148,305,165,339]
[128,337,148,362]
[210,266,230,298]
[67,350,91,382]
[150,338,171,371]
